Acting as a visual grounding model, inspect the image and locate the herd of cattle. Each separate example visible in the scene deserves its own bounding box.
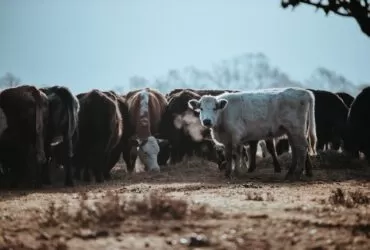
[0,84,369,189]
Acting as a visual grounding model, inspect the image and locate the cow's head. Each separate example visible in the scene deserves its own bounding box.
[188,96,228,128]
[130,136,169,172]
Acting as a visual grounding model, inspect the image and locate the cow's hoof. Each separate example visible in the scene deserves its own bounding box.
[284,172,296,182]
[95,176,104,183]
[104,173,112,180]
[274,168,282,173]
[247,167,256,173]
[218,162,227,171]
[149,167,161,173]
[33,182,43,189]
[224,171,231,179]
[65,180,74,187]
[305,169,313,178]
[42,179,52,185]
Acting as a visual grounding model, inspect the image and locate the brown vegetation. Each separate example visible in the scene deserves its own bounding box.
[0,150,369,249]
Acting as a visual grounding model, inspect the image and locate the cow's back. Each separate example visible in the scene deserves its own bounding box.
[217,88,312,133]
[348,87,370,128]
[78,90,119,148]
[336,92,354,108]
[148,89,168,132]
[0,85,47,134]
[127,88,167,134]
[308,89,348,127]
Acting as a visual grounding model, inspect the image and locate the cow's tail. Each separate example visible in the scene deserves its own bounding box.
[104,93,123,154]
[53,86,80,157]
[307,92,317,156]
[30,87,46,164]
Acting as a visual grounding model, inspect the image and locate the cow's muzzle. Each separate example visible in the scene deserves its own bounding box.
[202,119,212,128]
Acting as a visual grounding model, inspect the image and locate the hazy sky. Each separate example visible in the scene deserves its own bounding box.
[0,0,369,94]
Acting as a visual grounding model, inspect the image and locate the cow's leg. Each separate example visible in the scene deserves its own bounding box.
[233,144,245,176]
[286,134,308,181]
[330,136,341,151]
[316,131,325,151]
[169,147,178,165]
[122,144,136,173]
[285,133,297,180]
[224,143,233,178]
[265,139,281,173]
[83,154,91,183]
[247,141,258,173]
[63,135,74,187]
[30,145,43,189]
[41,141,52,186]
[105,145,122,180]
[73,154,82,181]
[305,152,313,177]
[214,144,226,171]
[93,154,104,183]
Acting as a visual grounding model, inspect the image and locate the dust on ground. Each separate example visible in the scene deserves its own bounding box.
[0,150,369,250]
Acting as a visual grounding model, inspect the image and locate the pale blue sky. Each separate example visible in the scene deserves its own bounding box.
[0,0,369,94]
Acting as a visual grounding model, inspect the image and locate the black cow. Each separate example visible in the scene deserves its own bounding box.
[40,86,80,187]
[74,90,122,183]
[0,85,48,188]
[343,86,370,163]
[336,92,354,108]
[307,89,349,151]
[160,89,206,165]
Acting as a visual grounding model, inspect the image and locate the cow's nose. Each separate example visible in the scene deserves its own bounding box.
[203,119,212,127]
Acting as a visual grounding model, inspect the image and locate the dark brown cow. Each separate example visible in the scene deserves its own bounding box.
[39,86,80,187]
[102,91,136,179]
[74,89,122,183]
[126,87,168,172]
[0,85,48,188]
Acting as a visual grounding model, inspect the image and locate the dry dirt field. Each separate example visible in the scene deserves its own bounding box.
[0,150,369,250]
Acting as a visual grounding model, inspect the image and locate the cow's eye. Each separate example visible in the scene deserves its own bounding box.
[200,107,203,111]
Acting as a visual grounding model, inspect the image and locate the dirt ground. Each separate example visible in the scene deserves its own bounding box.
[0,150,369,250]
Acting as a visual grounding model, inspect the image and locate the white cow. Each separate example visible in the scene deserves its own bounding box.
[188,87,317,180]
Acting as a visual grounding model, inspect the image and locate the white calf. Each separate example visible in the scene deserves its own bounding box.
[188,87,317,180]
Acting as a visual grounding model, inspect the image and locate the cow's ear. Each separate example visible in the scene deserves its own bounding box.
[216,99,228,110]
[188,99,200,111]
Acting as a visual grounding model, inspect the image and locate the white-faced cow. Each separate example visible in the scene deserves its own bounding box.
[188,87,317,180]
[126,88,168,172]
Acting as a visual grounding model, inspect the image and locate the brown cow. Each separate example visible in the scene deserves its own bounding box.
[126,87,168,172]
[74,89,122,183]
[102,91,136,178]
[0,85,48,188]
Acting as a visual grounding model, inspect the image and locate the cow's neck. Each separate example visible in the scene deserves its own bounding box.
[137,90,151,139]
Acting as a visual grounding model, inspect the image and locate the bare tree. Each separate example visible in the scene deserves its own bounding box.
[0,72,21,88]
[281,0,370,37]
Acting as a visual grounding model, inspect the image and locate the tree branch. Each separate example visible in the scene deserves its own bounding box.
[281,0,370,37]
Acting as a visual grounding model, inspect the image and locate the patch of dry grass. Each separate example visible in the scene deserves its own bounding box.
[328,188,370,208]
[245,191,275,202]
[40,190,224,230]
